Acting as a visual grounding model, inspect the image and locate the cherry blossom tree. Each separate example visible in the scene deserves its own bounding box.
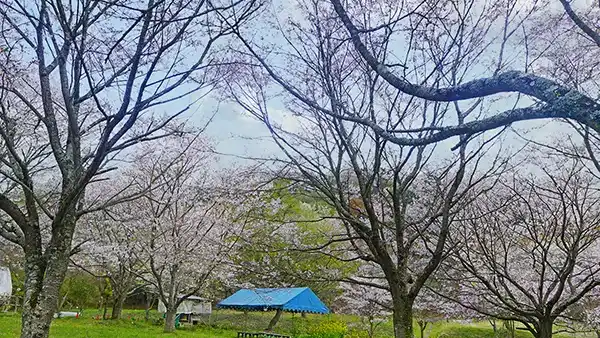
[580,290,600,338]
[556,288,600,338]
[438,157,600,338]
[0,0,260,337]
[226,0,513,337]
[338,279,392,338]
[119,136,259,332]
[73,207,143,320]
[412,288,469,338]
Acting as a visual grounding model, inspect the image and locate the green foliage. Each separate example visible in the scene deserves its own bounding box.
[301,319,347,338]
[59,272,102,310]
[100,277,113,300]
[288,317,348,338]
[232,179,357,305]
[345,327,371,338]
[10,269,24,298]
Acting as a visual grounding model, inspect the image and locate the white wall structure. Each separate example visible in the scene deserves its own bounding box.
[0,267,12,302]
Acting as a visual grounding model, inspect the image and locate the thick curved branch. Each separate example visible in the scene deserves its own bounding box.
[387,103,600,146]
[0,219,23,246]
[330,0,584,103]
[0,193,28,228]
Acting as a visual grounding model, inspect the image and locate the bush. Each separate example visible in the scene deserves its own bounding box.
[296,318,348,338]
[344,327,370,338]
[59,272,101,310]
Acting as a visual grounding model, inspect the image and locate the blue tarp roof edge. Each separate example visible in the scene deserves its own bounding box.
[217,287,330,314]
[281,288,329,314]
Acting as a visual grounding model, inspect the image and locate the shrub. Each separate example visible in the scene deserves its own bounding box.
[59,273,101,310]
[296,318,348,338]
[344,327,370,338]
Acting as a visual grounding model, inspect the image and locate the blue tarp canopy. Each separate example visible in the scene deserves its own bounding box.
[217,287,330,314]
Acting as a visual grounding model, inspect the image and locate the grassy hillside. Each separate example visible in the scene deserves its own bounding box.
[0,309,594,337]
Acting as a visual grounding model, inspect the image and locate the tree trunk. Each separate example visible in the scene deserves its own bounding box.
[58,292,69,311]
[536,319,553,338]
[503,320,515,338]
[20,219,74,338]
[164,309,177,333]
[266,309,283,331]
[20,267,68,338]
[417,320,428,338]
[489,319,497,333]
[368,315,375,338]
[145,294,154,321]
[392,297,414,338]
[111,292,127,319]
[13,295,19,313]
[20,306,54,338]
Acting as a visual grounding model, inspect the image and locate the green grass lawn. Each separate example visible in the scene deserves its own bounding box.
[0,310,236,338]
[0,309,594,338]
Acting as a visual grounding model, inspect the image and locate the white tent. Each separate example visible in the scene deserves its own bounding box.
[0,267,12,301]
[158,295,211,315]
